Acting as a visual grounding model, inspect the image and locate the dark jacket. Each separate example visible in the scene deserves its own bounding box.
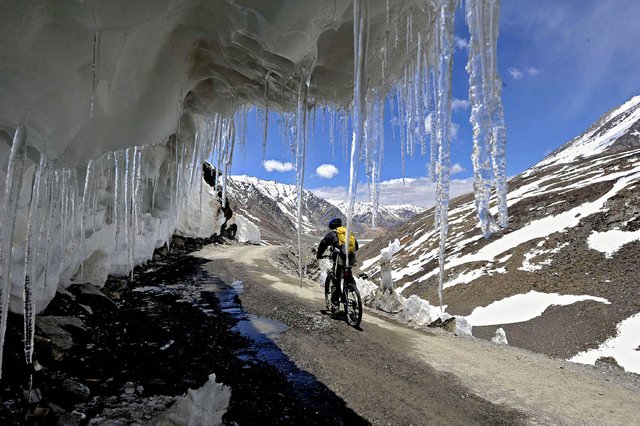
[316,230,359,259]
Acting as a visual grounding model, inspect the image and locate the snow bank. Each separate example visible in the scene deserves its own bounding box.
[491,328,508,345]
[379,239,401,292]
[156,373,231,425]
[229,214,261,244]
[398,295,450,326]
[176,185,225,238]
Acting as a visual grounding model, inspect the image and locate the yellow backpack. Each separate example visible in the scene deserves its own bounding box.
[335,226,357,254]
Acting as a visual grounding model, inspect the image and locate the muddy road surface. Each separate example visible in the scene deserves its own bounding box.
[199,244,640,425]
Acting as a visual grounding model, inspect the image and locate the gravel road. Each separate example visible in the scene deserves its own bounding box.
[197,244,640,425]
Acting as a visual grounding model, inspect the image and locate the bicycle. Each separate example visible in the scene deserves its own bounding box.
[321,252,363,328]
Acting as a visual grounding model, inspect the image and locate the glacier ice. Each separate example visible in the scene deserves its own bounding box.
[0,0,507,376]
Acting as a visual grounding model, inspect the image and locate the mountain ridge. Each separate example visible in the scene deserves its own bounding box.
[359,94,640,374]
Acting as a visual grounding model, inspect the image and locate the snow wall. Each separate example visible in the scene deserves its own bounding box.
[0,0,506,375]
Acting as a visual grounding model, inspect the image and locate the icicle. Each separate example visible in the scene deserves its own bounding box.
[90,31,101,118]
[295,72,311,287]
[113,151,124,266]
[466,0,508,236]
[80,159,96,282]
[23,156,48,366]
[0,125,29,379]
[263,72,271,159]
[345,0,369,268]
[367,92,384,228]
[329,108,336,160]
[433,0,456,310]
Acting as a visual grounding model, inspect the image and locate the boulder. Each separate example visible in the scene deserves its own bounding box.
[36,316,87,350]
[57,379,91,406]
[68,284,118,312]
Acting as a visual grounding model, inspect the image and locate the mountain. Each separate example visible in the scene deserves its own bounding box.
[226,175,362,244]
[329,201,426,230]
[226,177,425,243]
[359,95,640,373]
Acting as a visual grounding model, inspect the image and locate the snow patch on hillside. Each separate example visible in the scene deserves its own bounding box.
[588,229,640,258]
[465,291,610,327]
[570,312,640,375]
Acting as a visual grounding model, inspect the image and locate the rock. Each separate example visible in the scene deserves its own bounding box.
[442,317,473,336]
[23,387,43,403]
[48,402,67,416]
[595,356,624,372]
[78,304,94,315]
[68,284,118,312]
[59,378,91,403]
[36,316,87,350]
[57,410,86,426]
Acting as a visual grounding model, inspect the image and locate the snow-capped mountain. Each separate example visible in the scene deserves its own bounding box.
[359,95,640,374]
[225,177,424,243]
[329,200,425,229]
[226,175,364,244]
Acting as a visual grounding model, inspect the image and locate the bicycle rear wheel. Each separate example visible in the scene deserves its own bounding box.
[344,281,362,327]
[324,275,334,311]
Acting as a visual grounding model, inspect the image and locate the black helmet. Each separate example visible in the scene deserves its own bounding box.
[328,218,342,229]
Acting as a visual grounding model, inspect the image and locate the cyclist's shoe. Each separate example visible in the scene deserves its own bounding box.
[330,303,339,314]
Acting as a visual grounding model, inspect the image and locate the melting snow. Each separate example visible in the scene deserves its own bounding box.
[465,290,610,327]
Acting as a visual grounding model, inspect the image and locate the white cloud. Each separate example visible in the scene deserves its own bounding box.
[450,122,460,138]
[262,159,293,172]
[508,67,524,80]
[451,163,465,174]
[316,163,339,179]
[310,176,474,208]
[508,66,540,80]
[452,98,471,112]
[455,36,469,50]
[526,67,540,76]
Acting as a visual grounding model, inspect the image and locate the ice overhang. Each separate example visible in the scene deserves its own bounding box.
[0,0,435,167]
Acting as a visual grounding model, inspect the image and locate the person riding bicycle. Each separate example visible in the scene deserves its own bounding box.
[316,217,359,312]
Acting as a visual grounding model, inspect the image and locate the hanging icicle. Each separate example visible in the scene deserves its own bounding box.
[345,0,369,267]
[23,156,49,366]
[433,0,456,310]
[295,71,311,287]
[0,125,29,379]
[466,0,508,237]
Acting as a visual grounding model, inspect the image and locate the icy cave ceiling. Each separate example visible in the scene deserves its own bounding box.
[0,0,434,167]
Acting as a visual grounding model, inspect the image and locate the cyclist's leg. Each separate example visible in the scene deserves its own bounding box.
[331,264,342,306]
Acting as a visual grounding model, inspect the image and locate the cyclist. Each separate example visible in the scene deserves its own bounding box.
[316,217,359,312]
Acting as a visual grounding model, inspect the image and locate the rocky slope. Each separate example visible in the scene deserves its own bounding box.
[359,95,640,373]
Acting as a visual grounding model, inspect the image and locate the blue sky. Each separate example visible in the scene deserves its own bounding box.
[231,0,640,207]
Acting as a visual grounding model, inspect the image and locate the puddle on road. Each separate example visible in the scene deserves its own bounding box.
[203,277,326,406]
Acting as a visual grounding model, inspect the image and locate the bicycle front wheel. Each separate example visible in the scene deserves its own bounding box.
[344,281,362,327]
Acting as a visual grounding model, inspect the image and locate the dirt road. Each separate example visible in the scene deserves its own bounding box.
[198,245,640,425]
